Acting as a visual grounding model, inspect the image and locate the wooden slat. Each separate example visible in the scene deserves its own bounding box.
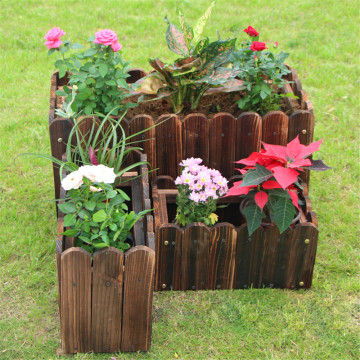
[247,227,265,288]
[49,118,73,200]
[233,225,251,289]
[155,115,182,179]
[155,225,182,291]
[236,112,262,161]
[60,248,92,354]
[281,83,301,113]
[121,246,155,352]
[75,116,101,148]
[182,113,209,167]
[128,115,156,176]
[181,224,210,290]
[288,110,315,184]
[208,224,237,290]
[262,111,289,145]
[152,175,176,190]
[131,176,145,246]
[146,214,155,250]
[92,248,124,352]
[209,113,236,179]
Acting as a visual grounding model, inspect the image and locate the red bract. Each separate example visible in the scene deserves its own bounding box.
[225,181,255,197]
[255,191,268,210]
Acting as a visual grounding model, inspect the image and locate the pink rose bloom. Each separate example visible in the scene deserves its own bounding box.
[94,29,122,52]
[44,27,65,49]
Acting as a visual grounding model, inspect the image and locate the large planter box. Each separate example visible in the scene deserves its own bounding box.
[56,165,155,354]
[49,66,315,193]
[152,176,318,291]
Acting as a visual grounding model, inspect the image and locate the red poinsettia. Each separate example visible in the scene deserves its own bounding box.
[226,136,329,235]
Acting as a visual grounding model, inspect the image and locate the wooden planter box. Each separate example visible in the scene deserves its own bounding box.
[56,163,156,354]
[152,176,318,291]
[49,66,315,197]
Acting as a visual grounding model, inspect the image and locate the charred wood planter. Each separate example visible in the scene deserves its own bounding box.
[152,176,318,291]
[56,161,155,354]
[49,66,315,187]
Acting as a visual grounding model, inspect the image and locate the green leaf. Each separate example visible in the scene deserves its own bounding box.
[260,91,267,99]
[79,235,92,244]
[241,164,273,187]
[58,202,77,214]
[242,203,265,236]
[106,190,117,199]
[47,48,56,56]
[93,209,107,223]
[55,90,67,96]
[84,47,97,57]
[84,200,96,211]
[87,35,96,42]
[193,1,216,44]
[273,197,296,233]
[93,242,109,249]
[164,16,189,56]
[99,63,108,78]
[64,213,77,227]
[84,105,92,115]
[109,223,118,231]
[59,66,66,79]
[105,80,117,86]
[70,43,83,49]
[62,229,79,237]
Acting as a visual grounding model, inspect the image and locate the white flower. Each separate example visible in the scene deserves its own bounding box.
[78,164,117,184]
[61,171,83,190]
[89,186,102,192]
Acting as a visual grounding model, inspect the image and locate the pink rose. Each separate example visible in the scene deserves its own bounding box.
[44,27,65,49]
[94,29,122,52]
[250,41,268,52]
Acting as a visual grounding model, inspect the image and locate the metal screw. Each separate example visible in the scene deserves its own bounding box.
[273,131,277,136]
[168,133,171,138]
[106,281,111,287]
[193,240,197,244]
[172,241,175,246]
[221,133,225,137]
[305,239,310,244]
[73,282,76,287]
[216,284,221,289]
[221,238,226,243]
[302,129,307,134]
[141,134,145,140]
[162,284,167,289]
[138,278,142,283]
[58,137,63,143]
[194,133,199,138]
[299,281,304,287]
[103,346,107,350]
[247,132,252,136]
[164,240,169,246]
[192,285,196,290]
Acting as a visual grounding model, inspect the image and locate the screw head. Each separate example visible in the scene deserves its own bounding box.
[305,239,310,244]
[273,131,277,136]
[164,240,169,246]
[299,281,304,287]
[58,137,63,143]
[106,281,111,286]
[162,283,166,289]
[302,129,307,134]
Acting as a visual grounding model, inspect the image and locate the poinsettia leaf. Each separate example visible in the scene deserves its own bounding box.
[272,166,300,189]
[298,138,324,159]
[267,188,290,198]
[254,191,268,210]
[262,142,287,162]
[164,16,189,56]
[242,203,265,236]
[225,181,256,197]
[241,164,273,187]
[273,197,296,233]
[303,159,332,171]
[177,8,194,49]
[262,180,282,189]
[89,146,99,165]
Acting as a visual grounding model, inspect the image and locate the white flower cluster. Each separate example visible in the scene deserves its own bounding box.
[61,164,117,191]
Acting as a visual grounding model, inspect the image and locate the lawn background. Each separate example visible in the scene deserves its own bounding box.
[0,0,359,359]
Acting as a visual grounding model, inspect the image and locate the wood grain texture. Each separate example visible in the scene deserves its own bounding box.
[121,246,155,352]
[261,225,279,288]
[155,225,182,291]
[181,224,210,290]
[262,111,289,145]
[92,248,124,352]
[208,224,237,290]
[233,225,251,289]
[131,176,145,246]
[182,113,209,167]
[247,227,265,288]
[155,115,182,179]
[60,248,92,354]
[209,113,236,179]
[236,112,262,161]
[281,83,301,113]
[128,115,156,177]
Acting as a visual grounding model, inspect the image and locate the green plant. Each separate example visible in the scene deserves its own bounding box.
[174,158,228,226]
[226,136,330,235]
[46,28,135,116]
[231,26,292,114]
[135,2,244,112]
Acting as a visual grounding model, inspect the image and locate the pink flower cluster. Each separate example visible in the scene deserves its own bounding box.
[175,158,228,203]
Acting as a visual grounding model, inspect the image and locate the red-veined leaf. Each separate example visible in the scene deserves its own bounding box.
[164,16,189,56]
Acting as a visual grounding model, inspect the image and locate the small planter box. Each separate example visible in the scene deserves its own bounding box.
[152,176,318,291]
[49,66,315,192]
[56,166,155,354]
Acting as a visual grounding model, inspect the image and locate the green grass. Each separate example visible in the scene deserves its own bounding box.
[0,0,359,359]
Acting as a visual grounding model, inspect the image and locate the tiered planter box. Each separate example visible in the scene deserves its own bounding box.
[49,66,315,199]
[56,160,155,354]
[152,176,318,291]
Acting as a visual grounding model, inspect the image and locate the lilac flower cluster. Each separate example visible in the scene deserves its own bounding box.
[174,158,228,203]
